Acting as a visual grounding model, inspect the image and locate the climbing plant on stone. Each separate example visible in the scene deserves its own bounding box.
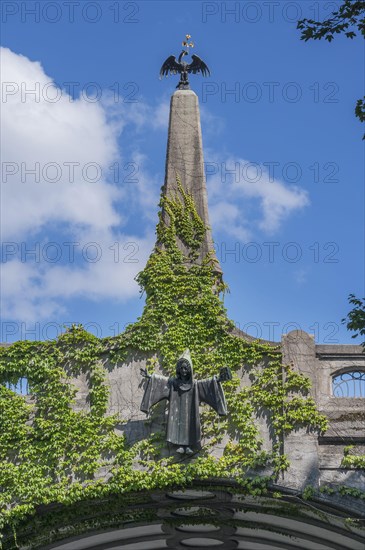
[110,175,327,477]
[0,177,327,546]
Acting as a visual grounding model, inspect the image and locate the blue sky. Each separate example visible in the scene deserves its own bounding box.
[1,0,364,345]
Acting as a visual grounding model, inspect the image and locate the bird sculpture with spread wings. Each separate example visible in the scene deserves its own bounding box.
[159,35,210,90]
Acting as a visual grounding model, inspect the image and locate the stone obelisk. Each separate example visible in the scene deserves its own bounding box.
[159,39,222,276]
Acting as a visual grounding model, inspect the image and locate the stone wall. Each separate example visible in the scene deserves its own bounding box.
[5,326,363,501]
[70,329,365,505]
[281,330,364,513]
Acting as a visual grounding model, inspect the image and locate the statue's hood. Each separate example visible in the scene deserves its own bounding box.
[178,349,193,370]
[175,349,193,391]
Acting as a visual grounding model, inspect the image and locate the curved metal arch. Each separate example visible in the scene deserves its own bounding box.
[330,365,365,378]
[3,485,365,550]
[332,371,365,397]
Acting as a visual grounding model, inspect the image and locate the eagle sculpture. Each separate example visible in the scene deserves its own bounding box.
[160,49,210,90]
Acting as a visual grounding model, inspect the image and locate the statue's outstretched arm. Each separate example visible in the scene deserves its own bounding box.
[217,366,232,383]
[140,367,151,379]
[140,372,170,414]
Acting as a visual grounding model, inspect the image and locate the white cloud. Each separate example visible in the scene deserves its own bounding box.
[0,47,155,322]
[1,47,124,240]
[151,99,170,130]
[124,152,161,222]
[206,153,309,239]
[209,201,250,241]
[0,47,310,323]
[1,230,155,322]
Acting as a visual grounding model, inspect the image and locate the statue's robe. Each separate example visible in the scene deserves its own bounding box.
[140,374,227,448]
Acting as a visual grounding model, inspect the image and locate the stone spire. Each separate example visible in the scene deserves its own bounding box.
[160,88,222,275]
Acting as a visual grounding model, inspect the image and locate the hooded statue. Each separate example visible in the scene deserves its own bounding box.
[140,350,231,454]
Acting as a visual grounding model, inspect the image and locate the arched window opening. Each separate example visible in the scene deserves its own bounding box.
[332,371,365,397]
[5,377,29,395]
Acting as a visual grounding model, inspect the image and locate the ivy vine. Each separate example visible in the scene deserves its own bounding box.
[0,176,328,546]
[341,446,365,469]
